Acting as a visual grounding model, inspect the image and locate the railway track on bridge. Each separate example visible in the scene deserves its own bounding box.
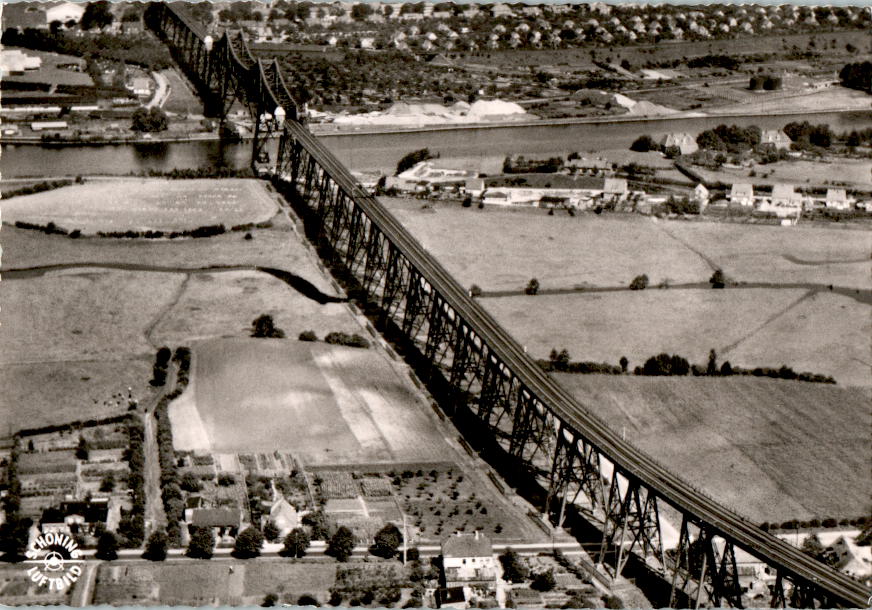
[145,4,870,606]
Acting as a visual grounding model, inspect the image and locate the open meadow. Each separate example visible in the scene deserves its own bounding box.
[93,561,339,606]
[695,158,872,190]
[2,178,277,233]
[554,374,871,524]
[170,337,450,466]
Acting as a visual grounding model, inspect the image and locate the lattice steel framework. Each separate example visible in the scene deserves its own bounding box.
[145,5,870,608]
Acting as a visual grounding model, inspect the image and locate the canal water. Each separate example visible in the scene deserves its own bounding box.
[3,110,872,177]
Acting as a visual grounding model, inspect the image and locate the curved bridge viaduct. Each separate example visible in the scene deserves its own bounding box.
[144,4,869,607]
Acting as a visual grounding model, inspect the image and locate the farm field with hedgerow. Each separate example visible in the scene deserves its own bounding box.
[553,374,871,525]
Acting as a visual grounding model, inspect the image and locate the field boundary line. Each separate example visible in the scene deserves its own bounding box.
[719,289,815,355]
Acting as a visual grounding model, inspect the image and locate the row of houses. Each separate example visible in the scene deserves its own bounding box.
[470,178,633,209]
[662,129,793,156]
[728,183,857,217]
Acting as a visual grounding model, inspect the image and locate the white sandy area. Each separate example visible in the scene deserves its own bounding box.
[612,92,678,116]
[324,99,535,127]
[168,375,211,452]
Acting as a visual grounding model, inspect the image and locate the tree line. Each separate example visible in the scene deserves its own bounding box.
[539,348,836,384]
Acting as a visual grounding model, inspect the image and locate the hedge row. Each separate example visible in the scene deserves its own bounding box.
[155,347,192,547]
[150,346,172,387]
[761,516,870,531]
[324,332,370,349]
[2,178,75,199]
[97,224,226,239]
[122,415,146,548]
[136,167,255,180]
[16,414,130,438]
[13,220,81,238]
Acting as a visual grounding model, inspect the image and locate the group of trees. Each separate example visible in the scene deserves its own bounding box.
[783,121,834,149]
[538,349,625,375]
[119,416,146,547]
[324,331,370,349]
[396,148,435,175]
[251,314,286,338]
[839,61,872,93]
[150,346,172,387]
[502,155,565,174]
[748,74,782,91]
[131,107,169,133]
[696,124,762,153]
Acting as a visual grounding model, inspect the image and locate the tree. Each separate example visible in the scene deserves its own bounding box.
[298,594,320,606]
[187,526,215,559]
[629,274,649,290]
[81,0,114,30]
[131,107,169,133]
[302,510,329,540]
[525,278,540,295]
[99,472,115,492]
[262,519,281,543]
[76,436,89,460]
[370,523,402,558]
[96,531,119,560]
[0,518,32,561]
[233,526,265,559]
[801,533,825,559]
[262,593,279,607]
[251,314,286,338]
[709,269,726,289]
[179,471,202,493]
[706,349,718,375]
[326,526,355,562]
[281,527,311,558]
[498,549,529,583]
[619,356,629,374]
[396,149,434,175]
[351,3,373,20]
[531,569,556,592]
[720,361,733,376]
[143,530,168,561]
[630,134,656,152]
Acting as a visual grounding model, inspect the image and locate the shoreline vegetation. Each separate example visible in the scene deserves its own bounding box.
[3,106,871,146]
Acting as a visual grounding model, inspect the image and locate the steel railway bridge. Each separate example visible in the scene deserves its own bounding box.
[144,4,869,607]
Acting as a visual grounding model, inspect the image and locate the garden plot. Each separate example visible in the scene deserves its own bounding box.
[2,179,277,233]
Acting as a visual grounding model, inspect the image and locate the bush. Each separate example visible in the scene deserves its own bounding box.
[639,353,690,376]
[252,314,285,339]
[217,473,236,486]
[324,332,370,349]
[525,278,540,295]
[709,269,726,289]
[630,135,657,152]
[298,330,318,342]
[262,593,279,607]
[629,274,649,290]
[396,149,434,175]
[298,594,320,607]
[531,570,556,592]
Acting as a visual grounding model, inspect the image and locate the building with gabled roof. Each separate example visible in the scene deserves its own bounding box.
[825,188,851,210]
[660,132,698,155]
[729,183,754,207]
[441,531,497,589]
[760,129,791,150]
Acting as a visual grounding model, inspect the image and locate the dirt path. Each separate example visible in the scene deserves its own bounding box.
[69,562,97,607]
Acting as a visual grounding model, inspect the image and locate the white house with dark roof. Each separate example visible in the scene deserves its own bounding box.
[760,184,803,217]
[441,531,497,588]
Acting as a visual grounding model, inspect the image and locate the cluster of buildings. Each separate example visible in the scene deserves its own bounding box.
[727,183,858,219]
[472,177,632,210]
[217,1,872,53]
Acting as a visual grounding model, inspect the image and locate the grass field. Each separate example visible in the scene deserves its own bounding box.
[0,565,71,605]
[696,158,872,189]
[482,288,870,388]
[160,68,203,115]
[553,374,871,523]
[2,178,277,233]
[384,198,713,290]
[93,561,338,606]
[170,338,450,465]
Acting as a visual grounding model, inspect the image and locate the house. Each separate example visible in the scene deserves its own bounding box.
[825,188,851,210]
[693,183,710,207]
[729,183,754,207]
[441,531,497,588]
[129,77,152,97]
[464,178,485,197]
[267,495,300,536]
[770,184,802,207]
[760,129,791,150]
[660,132,698,155]
[0,50,42,77]
[45,1,86,25]
[1,3,48,30]
[188,508,242,538]
[40,498,110,536]
[603,177,628,199]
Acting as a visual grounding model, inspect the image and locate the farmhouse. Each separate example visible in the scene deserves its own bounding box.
[729,183,755,207]
[660,132,698,155]
[188,508,242,538]
[825,189,852,210]
[265,495,301,536]
[441,531,497,588]
[40,498,110,536]
[760,129,792,150]
[693,183,710,208]
[759,184,804,218]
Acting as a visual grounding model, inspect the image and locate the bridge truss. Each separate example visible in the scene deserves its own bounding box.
[145,4,869,608]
